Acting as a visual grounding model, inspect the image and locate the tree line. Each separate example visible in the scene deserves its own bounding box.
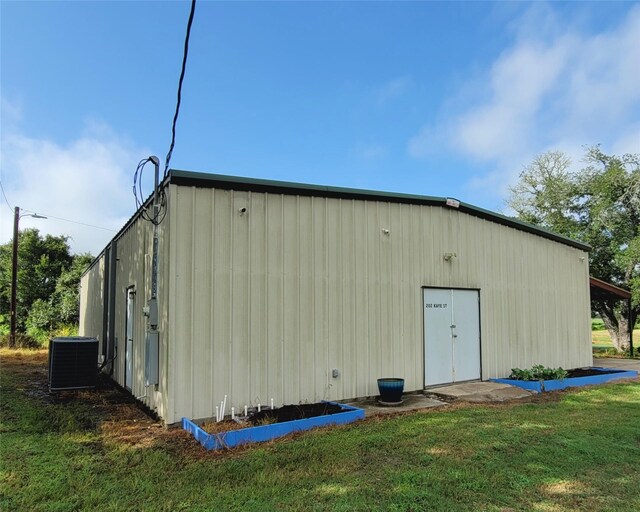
[0,229,92,347]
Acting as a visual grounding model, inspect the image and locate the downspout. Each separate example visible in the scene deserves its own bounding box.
[101,246,110,362]
[106,239,118,376]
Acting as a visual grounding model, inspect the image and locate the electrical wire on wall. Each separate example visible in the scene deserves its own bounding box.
[133,157,167,226]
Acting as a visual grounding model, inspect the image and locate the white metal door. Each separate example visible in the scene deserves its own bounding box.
[423,288,454,385]
[125,288,134,391]
[424,288,480,386]
[451,289,481,382]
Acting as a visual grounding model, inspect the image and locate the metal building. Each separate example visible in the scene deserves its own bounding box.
[79,171,592,424]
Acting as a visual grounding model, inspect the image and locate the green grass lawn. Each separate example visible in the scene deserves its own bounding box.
[1,350,640,512]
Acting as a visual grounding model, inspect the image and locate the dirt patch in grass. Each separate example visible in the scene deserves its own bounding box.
[542,480,589,496]
[0,348,201,457]
[101,412,197,454]
[0,349,306,461]
[1,348,48,374]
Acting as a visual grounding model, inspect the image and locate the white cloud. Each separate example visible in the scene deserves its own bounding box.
[1,105,151,255]
[455,36,572,161]
[408,124,449,159]
[408,5,640,200]
[376,76,412,105]
[0,96,23,129]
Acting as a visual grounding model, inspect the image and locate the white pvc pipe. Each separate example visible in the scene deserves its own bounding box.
[220,401,224,422]
[222,395,228,419]
[215,406,219,422]
[270,398,274,409]
[244,405,248,417]
[258,403,261,412]
[231,407,235,420]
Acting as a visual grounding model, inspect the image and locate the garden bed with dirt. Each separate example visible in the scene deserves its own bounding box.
[184,401,364,450]
[566,368,624,378]
[249,402,343,424]
[493,366,638,392]
[200,403,346,435]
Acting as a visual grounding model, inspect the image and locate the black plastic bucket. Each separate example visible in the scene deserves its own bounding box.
[377,378,405,403]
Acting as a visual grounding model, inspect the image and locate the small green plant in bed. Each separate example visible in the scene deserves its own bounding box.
[509,365,568,381]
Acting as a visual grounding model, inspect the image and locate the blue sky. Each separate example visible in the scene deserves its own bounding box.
[1,1,639,254]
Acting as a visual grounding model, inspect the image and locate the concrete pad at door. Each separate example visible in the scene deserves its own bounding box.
[427,381,533,402]
[348,393,447,416]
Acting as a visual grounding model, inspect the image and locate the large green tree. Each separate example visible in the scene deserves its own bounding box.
[0,229,92,337]
[507,146,639,352]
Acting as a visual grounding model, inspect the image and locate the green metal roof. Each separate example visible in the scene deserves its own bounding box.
[169,169,591,252]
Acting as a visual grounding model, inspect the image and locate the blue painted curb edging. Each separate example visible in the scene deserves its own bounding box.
[492,367,638,392]
[182,401,365,451]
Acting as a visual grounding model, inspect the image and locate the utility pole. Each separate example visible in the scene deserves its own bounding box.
[9,207,47,348]
[9,206,19,348]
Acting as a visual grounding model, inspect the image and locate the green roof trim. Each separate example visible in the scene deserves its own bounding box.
[169,169,591,252]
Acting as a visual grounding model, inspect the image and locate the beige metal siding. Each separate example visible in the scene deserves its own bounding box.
[112,222,147,394]
[111,214,170,419]
[167,186,591,424]
[79,204,171,420]
[79,256,105,347]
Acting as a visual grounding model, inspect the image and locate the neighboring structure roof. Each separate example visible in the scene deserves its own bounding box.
[589,277,632,300]
[169,170,591,252]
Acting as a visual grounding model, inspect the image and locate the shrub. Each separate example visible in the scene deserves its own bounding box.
[52,324,78,338]
[509,365,568,381]
[25,325,49,346]
[0,314,9,336]
[23,323,79,347]
[26,299,56,332]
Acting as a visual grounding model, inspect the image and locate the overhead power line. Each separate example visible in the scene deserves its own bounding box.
[21,209,116,231]
[0,180,14,213]
[164,0,197,178]
[0,182,113,231]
